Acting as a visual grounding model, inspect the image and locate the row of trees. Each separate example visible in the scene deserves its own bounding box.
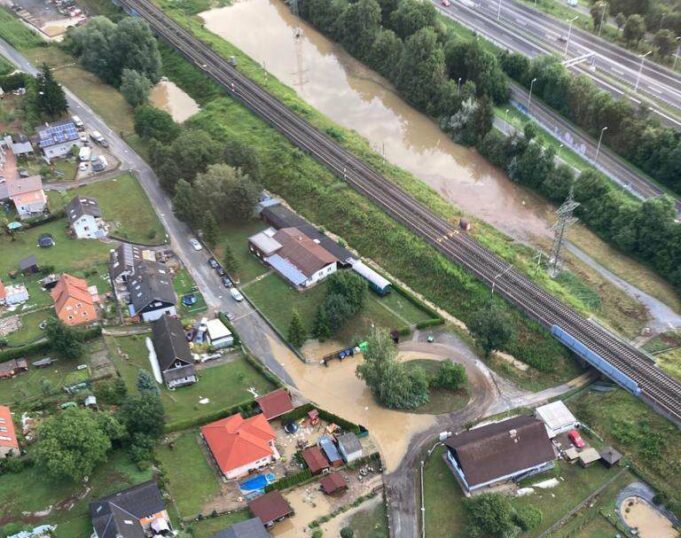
[313,271,368,340]
[603,0,681,35]
[298,0,504,147]
[65,16,161,107]
[501,53,681,194]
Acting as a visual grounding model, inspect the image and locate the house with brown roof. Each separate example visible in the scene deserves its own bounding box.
[248,491,293,528]
[0,405,19,458]
[255,389,294,421]
[0,359,28,380]
[320,472,348,495]
[201,413,280,480]
[7,175,47,219]
[302,446,330,475]
[248,227,337,289]
[444,415,556,495]
[51,273,99,326]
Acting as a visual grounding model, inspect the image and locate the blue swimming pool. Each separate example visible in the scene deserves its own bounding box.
[239,473,276,493]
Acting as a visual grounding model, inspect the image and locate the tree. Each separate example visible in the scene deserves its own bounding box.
[134,105,180,143]
[40,378,54,396]
[202,212,219,248]
[94,377,128,405]
[222,242,240,276]
[356,327,429,409]
[172,178,201,228]
[590,1,609,32]
[35,63,67,118]
[623,14,646,44]
[326,271,367,314]
[112,17,162,84]
[445,38,509,104]
[33,408,111,482]
[500,51,530,81]
[468,304,515,357]
[95,413,127,444]
[288,310,306,348]
[118,392,165,439]
[368,29,404,79]
[654,29,676,57]
[120,69,151,107]
[514,505,543,531]
[464,493,519,537]
[313,307,331,340]
[432,361,467,390]
[388,0,437,39]
[194,163,260,223]
[615,12,627,31]
[320,294,354,333]
[45,318,83,360]
[137,369,159,395]
[396,28,447,111]
[337,0,382,60]
[224,139,263,181]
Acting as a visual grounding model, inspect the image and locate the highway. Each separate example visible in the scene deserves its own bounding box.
[433,0,681,129]
[118,0,681,432]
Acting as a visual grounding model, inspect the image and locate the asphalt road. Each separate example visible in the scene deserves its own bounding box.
[0,37,295,385]
[434,0,681,129]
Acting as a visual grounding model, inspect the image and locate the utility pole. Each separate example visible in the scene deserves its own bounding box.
[528,78,537,112]
[595,126,608,164]
[635,51,651,92]
[565,16,578,56]
[549,187,580,277]
[497,0,502,21]
[598,3,606,36]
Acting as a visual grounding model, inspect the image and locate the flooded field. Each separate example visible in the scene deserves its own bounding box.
[149,79,200,123]
[620,497,678,538]
[199,0,554,242]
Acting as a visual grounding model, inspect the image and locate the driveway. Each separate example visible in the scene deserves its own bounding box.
[0,37,294,385]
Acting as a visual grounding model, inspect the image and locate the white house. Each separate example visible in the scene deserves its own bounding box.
[66,196,106,239]
[205,318,234,349]
[3,284,29,305]
[36,120,82,160]
[337,432,363,464]
[534,401,580,439]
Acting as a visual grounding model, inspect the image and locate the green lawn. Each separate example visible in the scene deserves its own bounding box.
[156,431,221,518]
[173,268,207,316]
[3,308,51,346]
[402,359,469,415]
[379,291,434,325]
[0,7,43,48]
[47,173,167,245]
[0,450,152,537]
[106,335,275,425]
[347,498,390,538]
[215,220,271,284]
[190,510,251,538]
[423,446,468,537]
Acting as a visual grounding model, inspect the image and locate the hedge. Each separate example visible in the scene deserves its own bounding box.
[0,340,50,363]
[217,312,241,347]
[164,399,259,432]
[389,281,442,324]
[278,403,364,434]
[0,72,28,91]
[415,318,445,330]
[264,468,313,492]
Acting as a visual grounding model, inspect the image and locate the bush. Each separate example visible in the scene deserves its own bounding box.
[514,504,542,531]
[340,528,354,538]
[265,468,313,491]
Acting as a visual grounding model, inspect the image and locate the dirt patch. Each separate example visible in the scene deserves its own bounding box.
[620,496,677,538]
[0,315,22,337]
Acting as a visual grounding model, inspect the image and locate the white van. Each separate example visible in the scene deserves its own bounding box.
[79,146,91,162]
[90,130,104,144]
[71,115,84,129]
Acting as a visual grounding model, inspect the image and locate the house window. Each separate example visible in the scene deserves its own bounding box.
[68,315,73,320]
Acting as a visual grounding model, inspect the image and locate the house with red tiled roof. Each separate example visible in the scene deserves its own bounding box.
[51,273,99,326]
[255,389,294,421]
[0,405,19,458]
[201,413,279,479]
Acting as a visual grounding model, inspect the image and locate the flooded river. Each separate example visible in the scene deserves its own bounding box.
[199,0,555,242]
[149,79,200,123]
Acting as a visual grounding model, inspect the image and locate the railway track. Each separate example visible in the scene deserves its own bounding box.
[118,0,681,426]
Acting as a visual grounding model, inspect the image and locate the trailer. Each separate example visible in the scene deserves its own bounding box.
[551,325,641,396]
[349,260,392,296]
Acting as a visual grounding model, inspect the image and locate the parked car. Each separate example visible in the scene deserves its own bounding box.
[78,162,89,172]
[230,288,244,302]
[441,0,451,5]
[100,139,109,148]
[216,266,226,277]
[221,311,236,321]
[71,115,84,128]
[208,257,219,269]
[221,276,233,288]
[78,131,88,144]
[568,429,585,448]
[189,238,202,251]
[90,130,105,144]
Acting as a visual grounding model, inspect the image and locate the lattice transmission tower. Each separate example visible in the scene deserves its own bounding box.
[549,187,579,277]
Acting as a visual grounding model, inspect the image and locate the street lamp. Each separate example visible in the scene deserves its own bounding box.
[598,3,607,37]
[673,37,681,71]
[565,16,578,56]
[595,126,608,164]
[497,0,502,21]
[457,77,462,95]
[635,50,651,92]
[528,78,537,111]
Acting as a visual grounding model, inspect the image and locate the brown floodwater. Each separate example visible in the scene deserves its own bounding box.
[149,79,200,123]
[199,0,555,241]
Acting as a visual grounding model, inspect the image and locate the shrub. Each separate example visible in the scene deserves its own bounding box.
[514,504,542,531]
[340,528,354,538]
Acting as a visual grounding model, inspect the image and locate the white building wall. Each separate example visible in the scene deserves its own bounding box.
[72,215,102,239]
[224,455,275,480]
[15,199,47,219]
[43,140,82,159]
[306,263,337,287]
[141,305,177,323]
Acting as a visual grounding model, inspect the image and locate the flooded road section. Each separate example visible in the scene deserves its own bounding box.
[200,0,555,242]
[149,79,200,123]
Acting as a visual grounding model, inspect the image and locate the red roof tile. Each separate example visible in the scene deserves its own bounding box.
[248,491,293,525]
[302,446,329,474]
[0,405,19,451]
[320,472,347,494]
[256,389,294,420]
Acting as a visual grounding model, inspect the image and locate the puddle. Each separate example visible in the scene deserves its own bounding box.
[199,0,554,243]
[620,497,677,538]
[267,334,436,473]
[149,79,200,123]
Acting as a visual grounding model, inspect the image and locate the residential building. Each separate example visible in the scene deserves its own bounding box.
[66,196,106,239]
[201,413,279,479]
[205,318,234,349]
[248,227,337,289]
[318,435,343,467]
[255,388,294,421]
[7,175,47,219]
[444,415,556,495]
[18,255,38,275]
[151,315,196,389]
[210,518,269,538]
[127,261,176,322]
[51,273,99,326]
[302,446,330,475]
[320,472,348,495]
[109,243,151,285]
[0,359,28,380]
[247,491,293,528]
[534,401,579,439]
[337,432,363,464]
[0,280,29,305]
[90,481,172,538]
[3,134,33,157]
[36,120,82,160]
[0,405,19,458]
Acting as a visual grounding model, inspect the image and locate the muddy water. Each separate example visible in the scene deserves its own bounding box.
[620,497,677,538]
[149,79,200,123]
[269,335,436,473]
[199,0,554,242]
[271,486,333,537]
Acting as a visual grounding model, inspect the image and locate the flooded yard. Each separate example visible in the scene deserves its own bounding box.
[149,79,200,123]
